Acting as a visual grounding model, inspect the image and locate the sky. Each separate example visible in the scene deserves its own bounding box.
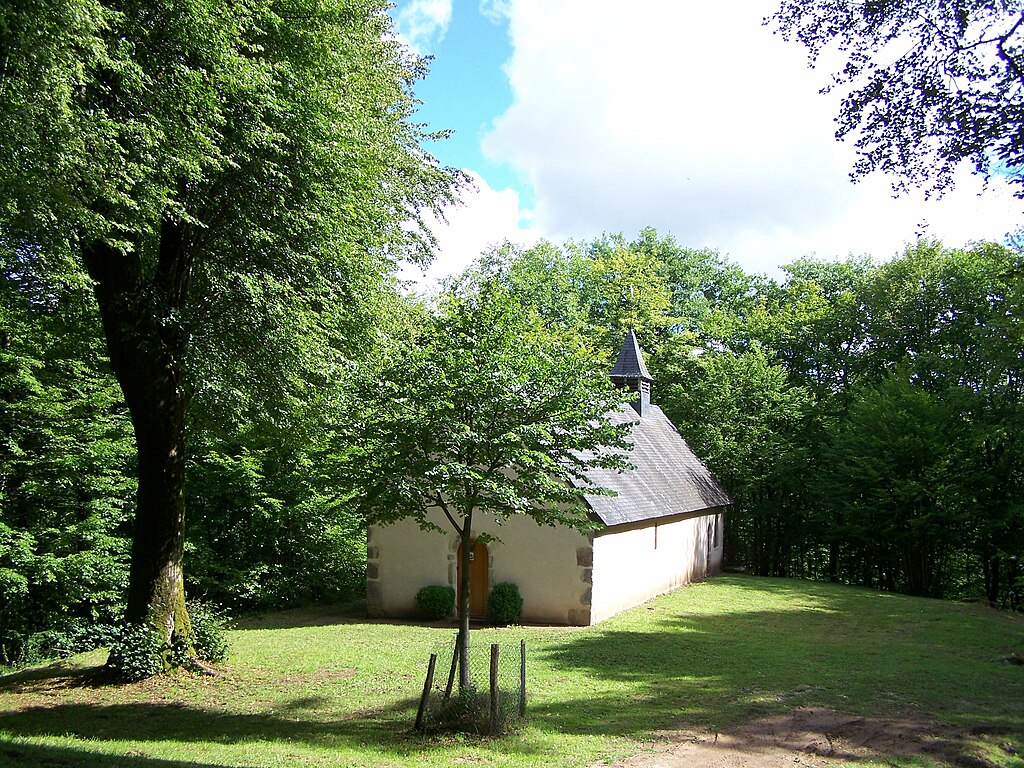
[391,0,1023,286]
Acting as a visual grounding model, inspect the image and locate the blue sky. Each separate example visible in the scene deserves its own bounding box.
[406,5,523,198]
[392,0,1023,287]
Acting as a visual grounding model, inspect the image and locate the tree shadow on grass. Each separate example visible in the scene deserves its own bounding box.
[0,696,562,766]
[0,644,568,756]
[532,576,1024,740]
[0,663,560,759]
[0,739,233,768]
[0,657,435,756]
[0,658,114,692]
[0,698,417,746]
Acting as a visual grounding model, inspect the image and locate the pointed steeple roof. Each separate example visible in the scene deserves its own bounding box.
[610,329,652,382]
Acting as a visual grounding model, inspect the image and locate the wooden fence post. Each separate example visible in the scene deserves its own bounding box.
[443,636,458,702]
[415,653,437,731]
[489,643,500,736]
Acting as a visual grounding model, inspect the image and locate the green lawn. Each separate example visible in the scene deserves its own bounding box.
[1,575,1022,767]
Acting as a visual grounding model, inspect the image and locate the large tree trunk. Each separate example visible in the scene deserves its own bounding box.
[83,219,195,663]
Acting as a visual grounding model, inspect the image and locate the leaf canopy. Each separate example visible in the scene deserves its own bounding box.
[346,282,633,535]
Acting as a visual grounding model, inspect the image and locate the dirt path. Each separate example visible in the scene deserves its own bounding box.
[602,707,1008,768]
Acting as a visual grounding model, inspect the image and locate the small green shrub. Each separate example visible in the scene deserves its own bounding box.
[106,622,163,681]
[188,601,229,662]
[487,582,523,625]
[415,585,455,619]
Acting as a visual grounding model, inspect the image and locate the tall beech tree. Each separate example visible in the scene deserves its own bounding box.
[0,0,458,669]
[771,0,1024,196]
[346,283,631,689]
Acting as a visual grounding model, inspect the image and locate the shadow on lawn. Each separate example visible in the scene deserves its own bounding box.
[0,660,114,692]
[534,576,1024,739]
[0,670,570,760]
[0,694,423,748]
[1,740,231,768]
[0,694,557,764]
[0,658,434,755]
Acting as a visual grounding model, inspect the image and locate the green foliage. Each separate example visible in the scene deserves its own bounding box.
[821,374,963,596]
[415,586,456,619]
[347,281,632,535]
[582,235,676,351]
[1,0,462,658]
[469,234,679,358]
[771,0,1024,197]
[653,337,813,573]
[487,582,523,626]
[453,232,1024,608]
[105,622,164,682]
[187,602,228,663]
[185,422,367,612]
[0,258,133,666]
[0,0,461,258]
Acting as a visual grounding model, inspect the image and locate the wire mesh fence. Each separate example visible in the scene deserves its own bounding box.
[414,633,526,735]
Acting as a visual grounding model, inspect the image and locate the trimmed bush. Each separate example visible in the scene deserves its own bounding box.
[487,582,523,625]
[415,585,455,619]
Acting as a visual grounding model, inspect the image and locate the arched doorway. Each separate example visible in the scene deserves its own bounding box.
[457,540,489,619]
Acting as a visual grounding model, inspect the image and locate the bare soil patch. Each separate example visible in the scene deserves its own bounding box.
[603,708,1014,768]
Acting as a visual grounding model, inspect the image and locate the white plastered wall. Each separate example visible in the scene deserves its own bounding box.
[590,510,725,624]
[367,509,593,625]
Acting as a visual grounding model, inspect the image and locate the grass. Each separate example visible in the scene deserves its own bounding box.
[1,574,1022,767]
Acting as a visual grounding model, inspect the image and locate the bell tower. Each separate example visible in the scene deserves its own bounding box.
[609,329,652,417]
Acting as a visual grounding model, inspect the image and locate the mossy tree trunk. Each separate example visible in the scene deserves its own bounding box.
[84,219,196,666]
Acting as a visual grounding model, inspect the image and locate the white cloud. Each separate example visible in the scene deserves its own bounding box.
[476,0,1023,275]
[394,0,453,56]
[478,0,511,23]
[399,172,539,291]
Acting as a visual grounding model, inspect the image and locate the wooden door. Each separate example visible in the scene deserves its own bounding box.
[457,540,489,618]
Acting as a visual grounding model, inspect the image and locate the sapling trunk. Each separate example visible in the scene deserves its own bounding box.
[456,507,474,691]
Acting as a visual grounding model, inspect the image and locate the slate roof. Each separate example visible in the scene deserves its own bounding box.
[575,403,733,527]
[609,329,652,381]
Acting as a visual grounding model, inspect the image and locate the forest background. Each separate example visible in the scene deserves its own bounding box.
[3,224,1022,667]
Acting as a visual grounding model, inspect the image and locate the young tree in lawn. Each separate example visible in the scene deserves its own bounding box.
[347,283,631,690]
[0,0,459,670]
